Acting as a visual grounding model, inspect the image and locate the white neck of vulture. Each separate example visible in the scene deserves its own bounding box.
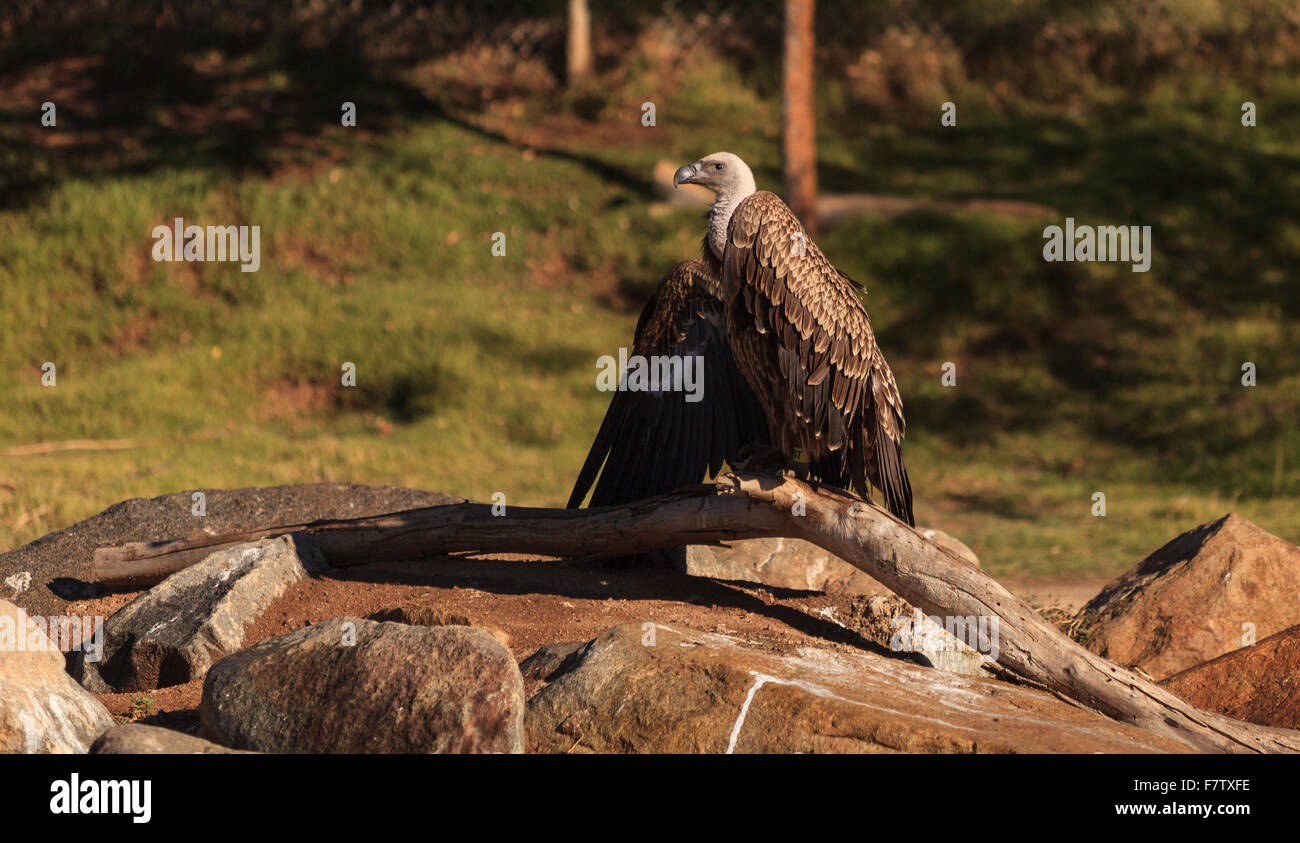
[707,178,756,260]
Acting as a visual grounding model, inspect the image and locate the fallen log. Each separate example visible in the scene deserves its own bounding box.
[92,487,789,589]
[93,473,1300,753]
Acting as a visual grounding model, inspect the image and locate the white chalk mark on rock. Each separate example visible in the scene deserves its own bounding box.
[727,673,773,754]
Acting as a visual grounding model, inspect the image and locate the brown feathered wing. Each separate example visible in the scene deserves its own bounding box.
[718,191,914,525]
[568,259,771,508]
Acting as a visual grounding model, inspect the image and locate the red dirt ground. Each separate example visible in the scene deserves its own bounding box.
[83,553,942,733]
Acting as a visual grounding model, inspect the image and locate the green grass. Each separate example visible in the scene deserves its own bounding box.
[1,38,1298,583]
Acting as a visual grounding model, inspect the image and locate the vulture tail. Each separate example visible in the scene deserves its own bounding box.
[849,421,915,527]
[873,425,915,527]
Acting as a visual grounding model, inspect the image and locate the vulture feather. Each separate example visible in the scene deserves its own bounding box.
[569,151,915,529]
[681,151,915,526]
[567,258,771,509]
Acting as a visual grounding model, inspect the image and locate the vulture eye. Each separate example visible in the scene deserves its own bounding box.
[714,163,724,170]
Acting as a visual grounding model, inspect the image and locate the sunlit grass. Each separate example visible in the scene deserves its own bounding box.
[1,50,1297,584]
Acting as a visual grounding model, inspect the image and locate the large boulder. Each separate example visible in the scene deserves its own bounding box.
[520,641,586,683]
[0,600,113,753]
[71,535,325,692]
[682,528,978,594]
[1081,514,1300,680]
[201,617,525,753]
[0,483,462,618]
[91,723,253,754]
[368,604,511,648]
[525,623,1188,753]
[1161,624,1300,730]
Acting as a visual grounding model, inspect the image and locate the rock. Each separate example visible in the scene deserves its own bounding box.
[852,595,993,676]
[1161,624,1300,730]
[679,546,761,583]
[684,540,991,678]
[0,482,463,619]
[71,535,325,693]
[368,605,511,648]
[525,622,1189,753]
[201,617,524,753]
[91,723,253,754]
[798,595,993,677]
[519,640,586,682]
[684,528,978,594]
[1081,514,1300,680]
[685,537,884,592]
[0,600,113,753]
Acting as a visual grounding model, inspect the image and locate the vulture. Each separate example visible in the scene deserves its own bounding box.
[566,257,771,509]
[569,151,914,527]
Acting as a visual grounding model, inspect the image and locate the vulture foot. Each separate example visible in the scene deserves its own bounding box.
[776,463,812,481]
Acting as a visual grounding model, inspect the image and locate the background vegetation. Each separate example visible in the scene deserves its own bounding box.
[1,0,1297,580]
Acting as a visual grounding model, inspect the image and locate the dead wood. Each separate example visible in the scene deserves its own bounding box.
[92,473,1300,753]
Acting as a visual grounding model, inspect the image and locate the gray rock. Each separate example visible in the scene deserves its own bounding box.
[71,535,324,693]
[0,599,113,753]
[519,640,587,682]
[678,546,762,583]
[0,483,463,619]
[525,623,1190,754]
[91,723,253,754]
[367,604,511,648]
[877,600,996,677]
[684,537,883,592]
[685,528,979,594]
[807,594,993,676]
[201,617,525,753]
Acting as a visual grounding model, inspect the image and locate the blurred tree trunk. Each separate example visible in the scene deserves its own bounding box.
[567,0,592,84]
[783,0,817,236]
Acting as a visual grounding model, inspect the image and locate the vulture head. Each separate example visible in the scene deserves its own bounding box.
[673,152,756,201]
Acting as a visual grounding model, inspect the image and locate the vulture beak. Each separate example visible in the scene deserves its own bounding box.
[673,161,701,187]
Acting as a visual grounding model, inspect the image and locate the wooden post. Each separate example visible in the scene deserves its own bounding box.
[783,0,818,235]
[567,0,592,83]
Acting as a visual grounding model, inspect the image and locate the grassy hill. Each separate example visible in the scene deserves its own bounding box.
[1,9,1297,579]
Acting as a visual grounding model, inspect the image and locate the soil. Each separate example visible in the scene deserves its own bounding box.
[80,554,1108,737]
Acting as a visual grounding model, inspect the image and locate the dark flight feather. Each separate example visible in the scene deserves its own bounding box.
[567,259,770,509]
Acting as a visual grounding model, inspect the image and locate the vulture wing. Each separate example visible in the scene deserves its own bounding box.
[721,191,915,525]
[567,258,770,508]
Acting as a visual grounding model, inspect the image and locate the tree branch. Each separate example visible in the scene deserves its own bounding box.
[92,473,1300,753]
